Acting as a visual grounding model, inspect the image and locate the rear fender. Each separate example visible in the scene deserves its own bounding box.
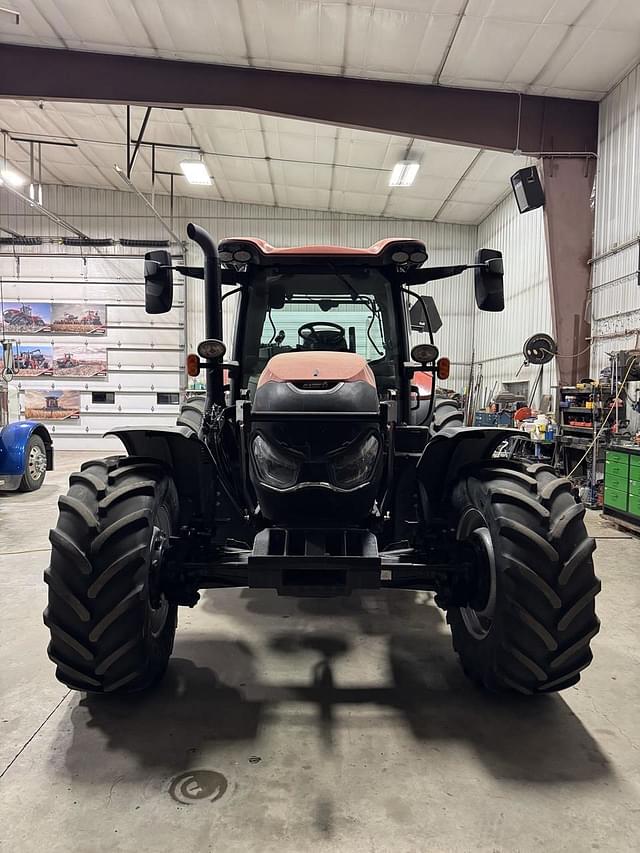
[416,426,519,513]
[0,420,53,479]
[106,426,216,527]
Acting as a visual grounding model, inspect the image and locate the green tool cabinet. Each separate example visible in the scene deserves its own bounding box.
[603,448,640,523]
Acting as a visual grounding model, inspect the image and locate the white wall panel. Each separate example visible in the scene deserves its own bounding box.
[476,194,555,404]
[591,65,640,433]
[592,65,640,389]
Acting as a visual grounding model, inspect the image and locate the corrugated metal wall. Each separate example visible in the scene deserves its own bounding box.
[1,184,477,389]
[592,65,640,433]
[476,194,555,405]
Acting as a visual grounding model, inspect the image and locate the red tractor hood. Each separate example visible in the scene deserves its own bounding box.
[257,351,376,388]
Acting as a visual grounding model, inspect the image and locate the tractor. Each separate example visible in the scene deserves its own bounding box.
[16,348,49,370]
[3,303,46,329]
[81,309,102,325]
[55,353,80,369]
[45,224,600,696]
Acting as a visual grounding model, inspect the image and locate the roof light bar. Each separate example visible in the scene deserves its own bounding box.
[389,160,420,187]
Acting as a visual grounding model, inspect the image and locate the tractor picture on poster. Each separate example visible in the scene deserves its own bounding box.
[51,303,106,335]
[1,302,51,334]
[24,388,80,420]
[13,345,54,376]
[53,343,107,377]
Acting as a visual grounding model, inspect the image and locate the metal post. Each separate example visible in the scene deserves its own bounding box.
[170,173,174,232]
[151,143,156,208]
[29,141,34,198]
[127,106,152,176]
[37,141,42,204]
[126,105,131,178]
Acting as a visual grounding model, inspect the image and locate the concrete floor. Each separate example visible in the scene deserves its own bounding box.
[1,451,639,853]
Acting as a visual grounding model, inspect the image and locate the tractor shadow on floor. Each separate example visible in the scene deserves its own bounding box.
[64,591,613,788]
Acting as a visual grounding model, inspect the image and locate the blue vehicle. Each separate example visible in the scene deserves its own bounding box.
[0,342,53,492]
[0,417,53,492]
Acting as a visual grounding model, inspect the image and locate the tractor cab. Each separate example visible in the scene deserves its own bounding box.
[221,238,425,410]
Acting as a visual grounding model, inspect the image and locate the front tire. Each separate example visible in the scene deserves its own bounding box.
[448,460,600,694]
[18,434,47,492]
[44,456,179,693]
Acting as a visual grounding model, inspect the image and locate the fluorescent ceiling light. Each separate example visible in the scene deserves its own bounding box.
[1,167,26,187]
[389,160,420,187]
[179,159,212,185]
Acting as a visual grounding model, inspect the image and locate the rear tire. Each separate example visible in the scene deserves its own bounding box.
[44,456,179,693]
[447,460,600,694]
[18,435,47,492]
[429,397,464,437]
[176,395,205,435]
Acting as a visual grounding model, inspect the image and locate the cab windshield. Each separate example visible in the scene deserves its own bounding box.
[239,268,399,397]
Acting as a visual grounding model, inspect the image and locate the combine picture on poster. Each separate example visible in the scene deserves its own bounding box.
[53,343,107,377]
[12,344,54,376]
[24,389,80,420]
[51,303,107,335]
[1,301,51,334]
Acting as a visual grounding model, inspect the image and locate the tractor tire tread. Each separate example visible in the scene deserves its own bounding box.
[177,397,205,434]
[429,398,463,437]
[448,461,600,694]
[45,456,178,694]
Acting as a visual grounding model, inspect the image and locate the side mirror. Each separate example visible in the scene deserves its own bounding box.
[410,295,442,333]
[475,249,504,311]
[144,250,173,314]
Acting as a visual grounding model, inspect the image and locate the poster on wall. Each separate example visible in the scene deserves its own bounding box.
[1,301,51,333]
[53,343,107,377]
[12,344,54,376]
[24,389,81,420]
[51,303,107,335]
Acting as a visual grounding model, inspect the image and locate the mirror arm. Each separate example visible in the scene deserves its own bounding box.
[405,264,468,284]
[173,265,204,279]
[405,259,500,285]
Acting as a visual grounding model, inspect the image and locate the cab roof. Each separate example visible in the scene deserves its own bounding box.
[218,237,427,267]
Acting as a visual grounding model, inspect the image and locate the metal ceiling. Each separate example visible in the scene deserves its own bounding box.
[0,100,532,225]
[1,0,639,100]
[1,0,633,222]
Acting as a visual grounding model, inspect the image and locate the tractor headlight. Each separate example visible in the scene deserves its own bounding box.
[252,435,300,489]
[330,434,380,489]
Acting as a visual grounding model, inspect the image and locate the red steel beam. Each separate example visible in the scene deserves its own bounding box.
[542,156,596,385]
[0,44,598,155]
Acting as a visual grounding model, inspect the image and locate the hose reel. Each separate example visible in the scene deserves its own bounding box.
[523,333,557,366]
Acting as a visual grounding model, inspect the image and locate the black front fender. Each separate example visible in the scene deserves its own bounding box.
[416,426,519,511]
[106,426,216,526]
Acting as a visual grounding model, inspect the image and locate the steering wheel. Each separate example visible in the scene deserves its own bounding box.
[297,321,347,350]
